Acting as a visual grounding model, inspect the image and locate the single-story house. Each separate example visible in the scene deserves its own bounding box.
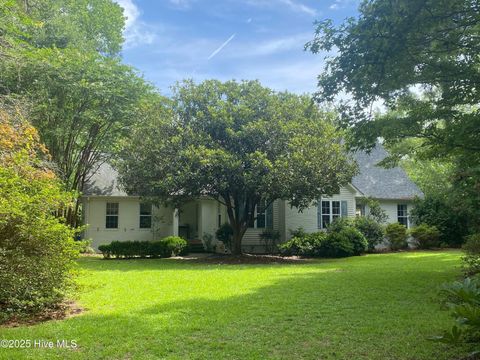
[81,144,423,252]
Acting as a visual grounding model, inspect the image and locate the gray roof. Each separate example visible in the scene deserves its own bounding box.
[83,144,424,200]
[351,144,424,200]
[82,162,128,196]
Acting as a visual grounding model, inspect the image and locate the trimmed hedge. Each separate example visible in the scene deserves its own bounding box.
[98,237,187,259]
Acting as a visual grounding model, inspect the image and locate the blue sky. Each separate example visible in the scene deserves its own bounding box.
[115,0,359,95]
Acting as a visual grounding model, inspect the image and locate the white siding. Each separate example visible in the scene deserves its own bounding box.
[83,197,176,249]
[241,200,281,251]
[282,185,358,241]
[367,199,414,227]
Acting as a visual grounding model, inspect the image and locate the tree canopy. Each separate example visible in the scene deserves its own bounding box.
[118,80,357,254]
[307,0,480,232]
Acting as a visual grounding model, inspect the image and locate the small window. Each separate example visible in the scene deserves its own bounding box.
[356,204,365,217]
[397,204,408,227]
[106,202,119,229]
[332,201,341,221]
[249,201,273,229]
[139,203,152,229]
[321,201,330,229]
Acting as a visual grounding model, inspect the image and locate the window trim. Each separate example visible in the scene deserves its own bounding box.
[318,200,347,229]
[105,202,119,229]
[249,201,273,229]
[397,204,408,228]
[139,203,152,229]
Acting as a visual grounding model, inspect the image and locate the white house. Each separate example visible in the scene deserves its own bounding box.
[81,144,423,252]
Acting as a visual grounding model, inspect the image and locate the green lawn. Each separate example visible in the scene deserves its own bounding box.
[0,251,472,359]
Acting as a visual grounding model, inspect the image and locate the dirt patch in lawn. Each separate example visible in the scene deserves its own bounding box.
[1,301,84,328]
[179,253,312,265]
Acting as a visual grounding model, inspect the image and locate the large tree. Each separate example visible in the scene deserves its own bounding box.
[0,0,155,225]
[118,80,357,254]
[307,0,480,231]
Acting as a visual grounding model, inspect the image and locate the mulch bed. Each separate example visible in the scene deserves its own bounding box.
[1,301,84,328]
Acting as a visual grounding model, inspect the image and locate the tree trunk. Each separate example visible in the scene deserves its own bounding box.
[231,229,243,255]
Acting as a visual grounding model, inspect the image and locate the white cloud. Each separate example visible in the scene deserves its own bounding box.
[329,0,358,10]
[114,0,156,48]
[279,0,317,16]
[247,0,318,16]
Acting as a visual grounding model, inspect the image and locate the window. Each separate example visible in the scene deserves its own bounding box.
[106,202,119,229]
[249,201,273,229]
[318,200,348,229]
[397,204,408,227]
[139,203,152,229]
[356,204,365,217]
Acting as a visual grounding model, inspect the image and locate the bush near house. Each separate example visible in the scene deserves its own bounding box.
[216,223,233,250]
[409,224,441,249]
[98,237,187,259]
[260,229,281,254]
[353,216,385,251]
[279,223,367,258]
[385,223,408,251]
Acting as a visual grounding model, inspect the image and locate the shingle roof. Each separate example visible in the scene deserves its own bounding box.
[351,144,424,200]
[82,162,128,196]
[83,144,424,200]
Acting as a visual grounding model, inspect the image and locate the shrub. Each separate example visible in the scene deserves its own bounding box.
[260,229,281,254]
[75,239,95,254]
[409,224,441,249]
[326,217,354,233]
[320,231,355,258]
[337,227,368,255]
[353,216,385,251]
[435,276,480,349]
[279,232,326,257]
[462,234,480,277]
[216,223,233,249]
[385,223,408,251]
[97,237,188,259]
[162,236,188,257]
[202,233,215,252]
[410,195,469,247]
[0,104,78,323]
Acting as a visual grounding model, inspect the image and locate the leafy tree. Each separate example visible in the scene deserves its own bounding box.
[307,0,480,231]
[12,0,125,56]
[118,80,357,254]
[0,97,78,322]
[0,0,155,225]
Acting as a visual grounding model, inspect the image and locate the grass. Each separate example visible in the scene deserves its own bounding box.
[0,250,472,359]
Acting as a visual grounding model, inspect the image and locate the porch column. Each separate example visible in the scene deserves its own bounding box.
[172,208,179,236]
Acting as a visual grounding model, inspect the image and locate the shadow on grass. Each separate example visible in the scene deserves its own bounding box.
[4,251,470,360]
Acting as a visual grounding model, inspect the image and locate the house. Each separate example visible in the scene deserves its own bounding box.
[81,144,423,252]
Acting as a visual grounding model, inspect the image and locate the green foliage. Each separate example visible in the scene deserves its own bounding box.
[75,239,95,254]
[353,216,385,251]
[202,233,215,252]
[385,223,408,251]
[216,223,233,250]
[357,197,389,224]
[97,237,188,259]
[0,101,78,323]
[278,232,327,257]
[260,229,281,254]
[434,276,480,351]
[118,79,357,254]
[0,0,155,226]
[308,0,480,235]
[279,223,367,258]
[462,234,480,277]
[409,224,441,249]
[410,195,469,247]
